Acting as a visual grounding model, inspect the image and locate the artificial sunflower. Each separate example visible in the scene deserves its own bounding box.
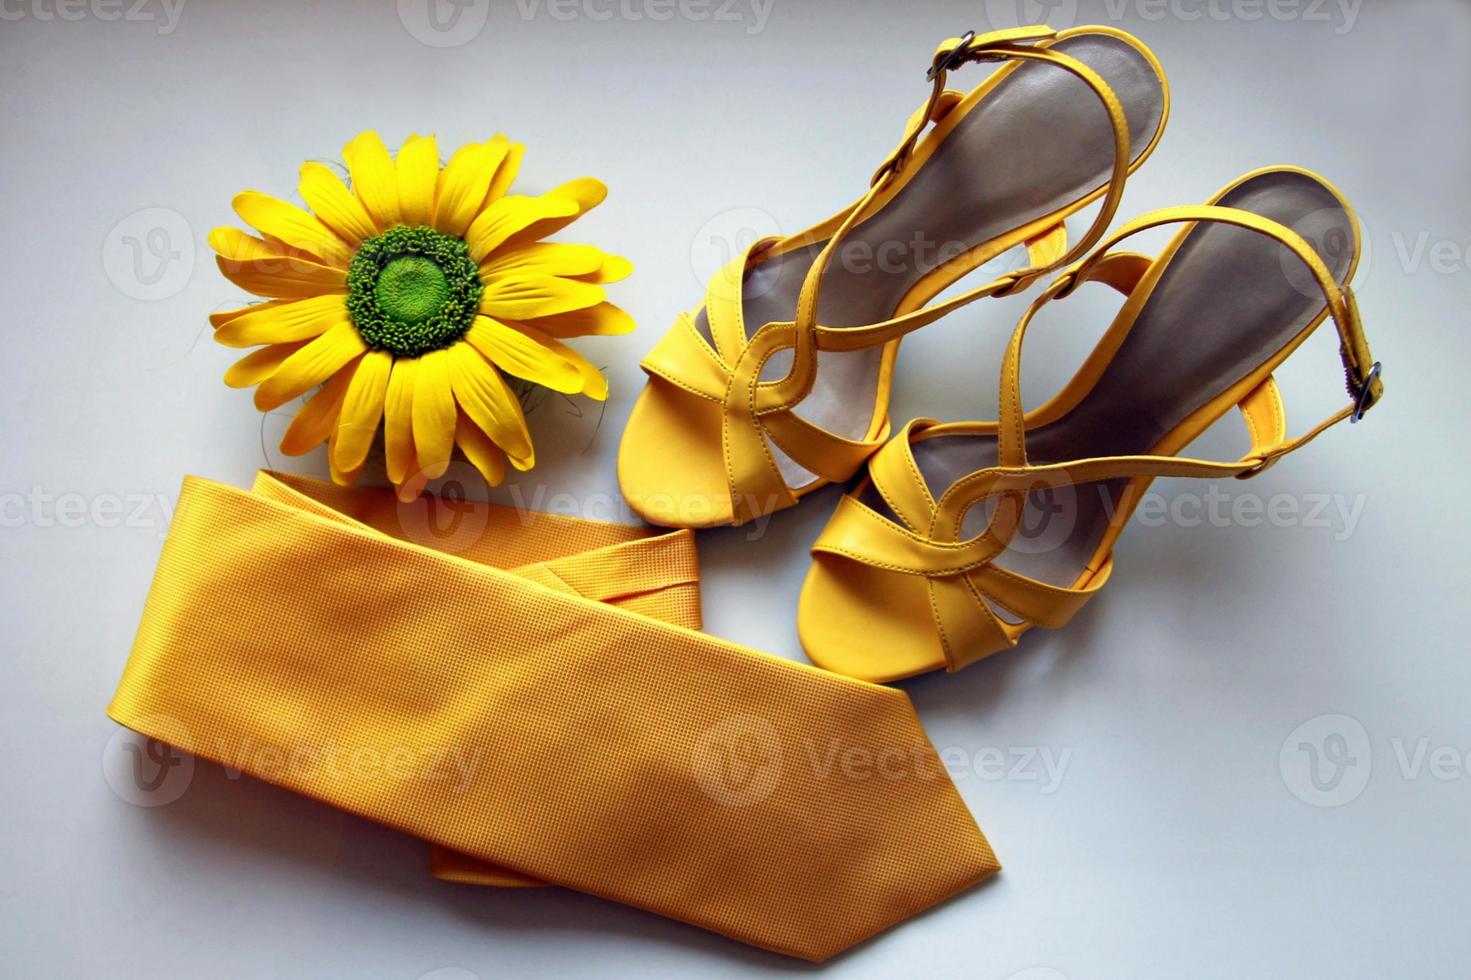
[209,129,632,501]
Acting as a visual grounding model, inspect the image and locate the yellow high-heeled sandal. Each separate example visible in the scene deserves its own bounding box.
[800,167,1384,682]
[618,25,1169,528]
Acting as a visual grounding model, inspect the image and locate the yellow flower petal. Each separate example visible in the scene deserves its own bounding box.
[216,253,347,299]
[253,321,367,411]
[478,274,604,320]
[213,294,347,348]
[223,341,307,388]
[574,253,634,284]
[464,195,577,263]
[299,161,377,246]
[209,226,286,263]
[279,359,357,456]
[433,140,507,237]
[520,302,636,338]
[550,177,608,211]
[210,225,351,296]
[482,135,523,207]
[210,298,292,329]
[343,130,400,230]
[479,242,603,279]
[233,190,353,268]
[332,349,393,472]
[327,428,365,487]
[383,358,417,485]
[397,133,439,228]
[502,178,608,251]
[455,409,507,487]
[411,348,457,480]
[464,316,581,394]
[504,320,608,400]
[395,467,432,504]
[446,342,533,461]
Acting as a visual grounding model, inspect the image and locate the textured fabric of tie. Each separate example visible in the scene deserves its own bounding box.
[252,471,701,890]
[107,472,1000,961]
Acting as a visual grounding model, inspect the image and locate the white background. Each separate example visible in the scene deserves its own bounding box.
[2,0,1468,976]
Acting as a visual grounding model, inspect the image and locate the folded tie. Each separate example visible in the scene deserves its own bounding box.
[252,471,704,889]
[108,471,999,961]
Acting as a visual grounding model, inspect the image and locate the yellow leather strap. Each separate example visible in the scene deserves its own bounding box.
[808,216,1366,670]
[832,252,1288,542]
[925,204,1381,550]
[639,27,1145,524]
[1015,248,1292,461]
[984,206,1379,496]
[640,311,730,402]
[865,418,942,532]
[108,472,999,961]
[872,26,1059,186]
[724,26,1133,513]
[810,492,1112,671]
[760,410,891,483]
[1056,204,1382,413]
[812,493,1007,577]
[772,27,1135,402]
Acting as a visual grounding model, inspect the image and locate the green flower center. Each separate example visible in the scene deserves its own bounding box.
[346,226,482,358]
[375,256,449,324]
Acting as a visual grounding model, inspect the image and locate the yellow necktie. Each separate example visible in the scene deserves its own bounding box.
[108,471,999,961]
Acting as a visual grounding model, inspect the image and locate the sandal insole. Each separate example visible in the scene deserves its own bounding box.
[869,170,1356,592]
[694,34,1167,489]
